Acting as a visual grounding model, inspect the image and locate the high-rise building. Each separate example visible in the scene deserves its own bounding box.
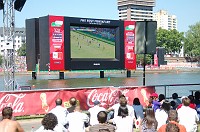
[0,27,26,55]
[153,10,177,30]
[117,0,156,21]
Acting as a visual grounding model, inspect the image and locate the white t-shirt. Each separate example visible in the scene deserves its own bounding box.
[113,116,134,132]
[155,109,168,129]
[35,124,68,132]
[178,106,199,132]
[49,105,68,126]
[88,105,106,126]
[66,111,89,132]
[111,103,135,119]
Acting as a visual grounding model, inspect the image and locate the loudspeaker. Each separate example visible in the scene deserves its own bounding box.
[26,18,39,71]
[157,47,165,66]
[0,0,4,10]
[135,21,157,54]
[14,0,26,12]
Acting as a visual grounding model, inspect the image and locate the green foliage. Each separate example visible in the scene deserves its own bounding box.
[156,28,184,54]
[136,54,153,65]
[0,55,3,66]
[184,22,200,56]
[17,43,26,56]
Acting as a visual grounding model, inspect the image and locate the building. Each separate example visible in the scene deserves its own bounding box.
[0,27,26,56]
[153,10,177,30]
[117,0,155,21]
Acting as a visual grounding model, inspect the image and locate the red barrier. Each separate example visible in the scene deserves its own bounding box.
[0,86,155,116]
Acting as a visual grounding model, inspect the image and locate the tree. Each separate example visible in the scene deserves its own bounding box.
[184,22,200,57]
[17,43,26,56]
[136,54,153,66]
[156,28,184,54]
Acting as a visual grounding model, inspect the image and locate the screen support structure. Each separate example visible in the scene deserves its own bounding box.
[143,20,147,86]
[2,0,16,91]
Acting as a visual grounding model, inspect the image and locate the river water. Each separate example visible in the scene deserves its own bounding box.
[0,71,200,98]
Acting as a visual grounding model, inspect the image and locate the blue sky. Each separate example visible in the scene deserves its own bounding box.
[0,0,200,32]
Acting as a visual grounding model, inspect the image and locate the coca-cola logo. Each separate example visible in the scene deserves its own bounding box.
[0,94,26,113]
[85,89,130,108]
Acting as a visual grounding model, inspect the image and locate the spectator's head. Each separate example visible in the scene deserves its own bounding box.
[143,108,158,129]
[94,100,100,106]
[168,110,178,121]
[133,98,141,105]
[150,93,158,100]
[182,97,190,106]
[55,98,62,106]
[42,113,58,131]
[194,91,200,100]
[2,107,13,119]
[159,94,165,102]
[172,93,178,99]
[69,97,77,106]
[119,95,127,107]
[74,105,81,112]
[166,122,180,132]
[170,101,176,109]
[118,106,128,118]
[97,111,107,123]
[188,95,194,103]
[161,100,171,112]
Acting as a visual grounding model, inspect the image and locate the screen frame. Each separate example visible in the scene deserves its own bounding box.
[64,17,124,70]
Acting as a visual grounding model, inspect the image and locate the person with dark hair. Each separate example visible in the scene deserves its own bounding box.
[66,105,89,132]
[133,98,144,119]
[172,93,181,109]
[89,111,115,132]
[177,97,199,132]
[195,91,200,121]
[140,108,158,132]
[41,113,58,131]
[194,91,200,105]
[0,107,24,132]
[49,98,68,129]
[155,100,171,129]
[67,97,77,113]
[88,100,106,126]
[170,101,176,110]
[165,123,180,132]
[158,94,165,102]
[107,94,135,120]
[158,110,186,132]
[113,105,134,132]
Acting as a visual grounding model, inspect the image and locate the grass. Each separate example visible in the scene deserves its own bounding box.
[71,31,115,58]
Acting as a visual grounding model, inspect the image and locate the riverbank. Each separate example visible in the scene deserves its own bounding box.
[1,67,200,76]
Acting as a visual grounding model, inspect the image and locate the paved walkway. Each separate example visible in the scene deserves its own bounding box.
[18,118,42,132]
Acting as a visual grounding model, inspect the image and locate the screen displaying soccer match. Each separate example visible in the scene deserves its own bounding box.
[70,26,116,59]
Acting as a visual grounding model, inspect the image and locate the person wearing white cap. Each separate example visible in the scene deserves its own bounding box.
[88,100,106,126]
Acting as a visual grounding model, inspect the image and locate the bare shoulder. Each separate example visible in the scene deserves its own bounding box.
[13,120,24,132]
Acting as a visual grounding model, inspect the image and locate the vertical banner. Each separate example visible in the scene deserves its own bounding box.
[154,48,158,67]
[49,16,65,70]
[124,21,136,70]
[154,54,158,67]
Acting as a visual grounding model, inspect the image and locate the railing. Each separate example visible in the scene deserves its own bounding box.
[151,83,200,99]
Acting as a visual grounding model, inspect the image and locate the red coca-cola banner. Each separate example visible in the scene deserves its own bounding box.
[0,86,154,116]
[49,15,65,70]
[124,21,136,70]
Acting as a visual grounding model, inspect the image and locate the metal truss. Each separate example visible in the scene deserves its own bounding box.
[3,0,15,91]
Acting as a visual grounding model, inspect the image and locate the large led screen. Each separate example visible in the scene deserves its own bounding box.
[70,26,116,59]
